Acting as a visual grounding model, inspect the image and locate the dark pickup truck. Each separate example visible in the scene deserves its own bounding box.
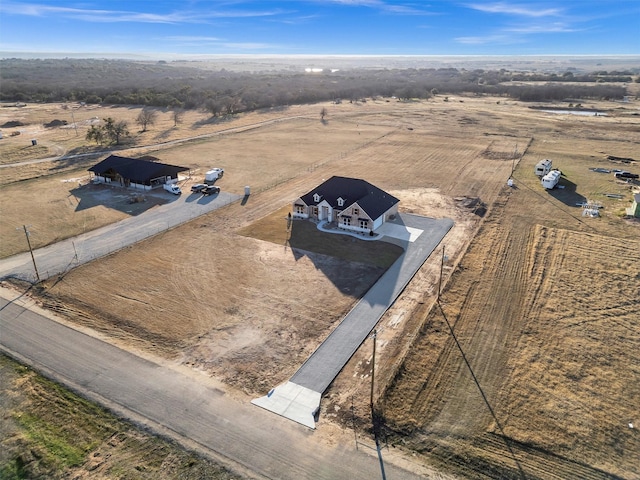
[615,171,639,180]
[202,185,221,195]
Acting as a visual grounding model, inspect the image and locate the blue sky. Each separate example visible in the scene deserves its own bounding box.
[0,1,638,57]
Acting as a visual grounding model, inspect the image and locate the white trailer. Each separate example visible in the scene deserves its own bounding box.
[541,170,561,189]
[205,168,224,184]
[535,159,552,176]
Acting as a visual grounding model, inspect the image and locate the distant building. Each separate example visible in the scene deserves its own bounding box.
[89,155,188,190]
[292,176,399,234]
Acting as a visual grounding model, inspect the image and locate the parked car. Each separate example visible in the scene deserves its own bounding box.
[163,183,182,195]
[615,171,639,180]
[202,185,220,195]
[191,183,208,193]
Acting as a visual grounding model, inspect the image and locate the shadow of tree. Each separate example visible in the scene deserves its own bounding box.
[192,114,237,128]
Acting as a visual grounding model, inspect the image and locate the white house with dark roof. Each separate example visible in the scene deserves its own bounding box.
[292,176,399,234]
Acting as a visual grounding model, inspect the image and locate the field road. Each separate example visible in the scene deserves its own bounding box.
[0,292,436,480]
[0,114,308,169]
[0,190,242,282]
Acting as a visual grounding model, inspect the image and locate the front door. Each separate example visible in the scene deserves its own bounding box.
[321,206,329,221]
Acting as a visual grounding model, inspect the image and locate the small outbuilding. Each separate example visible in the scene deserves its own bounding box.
[89,155,188,190]
[292,176,399,234]
[626,193,640,217]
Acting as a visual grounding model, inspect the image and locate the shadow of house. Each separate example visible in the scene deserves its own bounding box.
[286,219,404,301]
[289,177,407,306]
[70,183,170,215]
[88,155,188,191]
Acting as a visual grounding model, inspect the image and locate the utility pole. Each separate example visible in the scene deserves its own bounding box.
[438,245,446,301]
[370,328,387,480]
[21,225,40,282]
[70,109,79,136]
[370,329,377,411]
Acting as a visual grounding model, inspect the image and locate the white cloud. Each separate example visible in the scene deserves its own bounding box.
[455,34,511,45]
[505,23,577,33]
[0,1,285,24]
[315,0,436,15]
[466,2,562,17]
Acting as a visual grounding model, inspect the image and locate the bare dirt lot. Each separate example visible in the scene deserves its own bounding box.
[2,95,639,479]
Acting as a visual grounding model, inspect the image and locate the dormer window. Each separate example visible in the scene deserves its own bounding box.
[313,193,321,203]
[337,197,345,207]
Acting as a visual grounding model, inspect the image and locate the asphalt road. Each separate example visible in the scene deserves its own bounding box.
[0,293,429,480]
[0,190,241,282]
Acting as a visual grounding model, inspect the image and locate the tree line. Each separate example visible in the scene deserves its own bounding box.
[0,58,634,112]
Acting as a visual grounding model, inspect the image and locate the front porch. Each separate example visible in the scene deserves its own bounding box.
[316,220,381,240]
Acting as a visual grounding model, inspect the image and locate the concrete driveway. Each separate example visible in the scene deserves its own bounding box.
[253,213,454,428]
[0,189,242,282]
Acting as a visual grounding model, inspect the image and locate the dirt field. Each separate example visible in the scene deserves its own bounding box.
[2,94,639,479]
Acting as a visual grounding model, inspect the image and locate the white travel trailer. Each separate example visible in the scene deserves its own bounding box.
[541,170,561,189]
[535,159,552,176]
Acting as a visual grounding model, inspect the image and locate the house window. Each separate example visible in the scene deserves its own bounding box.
[342,217,351,226]
[296,205,305,214]
[353,207,359,215]
[313,207,318,216]
[337,197,344,207]
[359,219,368,229]
[313,193,321,203]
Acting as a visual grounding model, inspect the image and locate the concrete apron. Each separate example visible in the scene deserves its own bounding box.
[252,382,321,429]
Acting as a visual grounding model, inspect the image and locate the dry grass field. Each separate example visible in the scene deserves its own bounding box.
[1,93,639,479]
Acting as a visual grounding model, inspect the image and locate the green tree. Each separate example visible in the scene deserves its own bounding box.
[85,125,104,145]
[105,118,129,145]
[85,117,130,146]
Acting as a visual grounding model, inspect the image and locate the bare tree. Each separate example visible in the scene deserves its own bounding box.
[172,109,184,127]
[136,108,158,132]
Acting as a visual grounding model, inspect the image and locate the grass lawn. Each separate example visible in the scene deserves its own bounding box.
[237,206,404,269]
[0,355,243,480]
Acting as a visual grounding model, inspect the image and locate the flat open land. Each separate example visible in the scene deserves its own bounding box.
[1,93,639,479]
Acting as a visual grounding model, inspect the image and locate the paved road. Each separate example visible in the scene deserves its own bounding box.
[0,293,430,480]
[0,190,241,282]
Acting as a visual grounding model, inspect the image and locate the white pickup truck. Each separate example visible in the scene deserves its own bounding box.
[163,183,182,195]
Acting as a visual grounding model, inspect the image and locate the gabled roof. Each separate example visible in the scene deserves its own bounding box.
[89,155,188,184]
[300,176,399,220]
